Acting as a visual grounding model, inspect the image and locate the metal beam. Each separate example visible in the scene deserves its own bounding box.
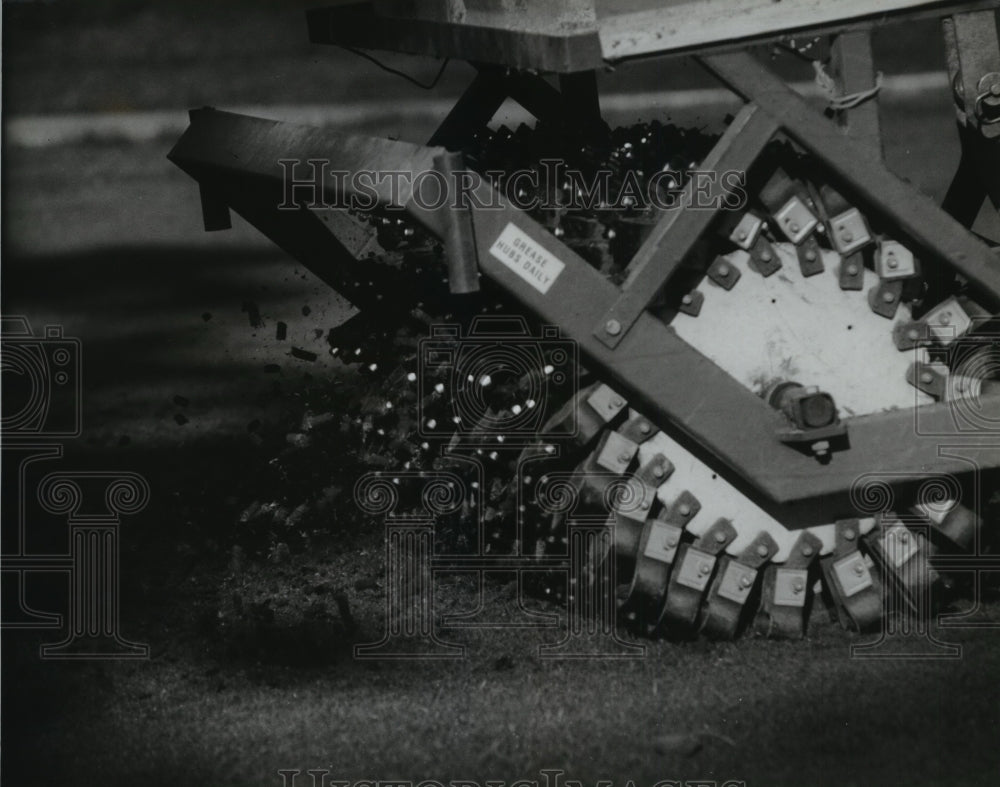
[428,68,509,150]
[306,2,603,73]
[595,103,778,348]
[828,30,883,158]
[697,50,1000,308]
[168,109,1000,525]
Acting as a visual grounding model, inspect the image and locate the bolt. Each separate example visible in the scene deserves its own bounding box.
[760,250,773,263]
[757,543,769,558]
[907,328,920,341]
[716,263,730,277]
[639,421,652,434]
[605,319,622,336]
[611,396,625,408]
[840,229,854,243]
[844,528,856,541]
[788,221,800,234]
[653,466,665,479]
[882,291,895,304]
[678,503,692,517]
[802,545,814,557]
[681,294,693,306]
[714,531,727,544]
[737,230,748,241]
[812,440,830,458]
[641,500,650,510]
[740,575,753,589]
[920,371,934,385]
[699,562,711,576]
[938,311,952,326]
[666,536,679,548]
[853,562,866,576]
[887,256,899,269]
[805,249,817,262]
[618,452,632,464]
[846,264,859,276]
[792,579,805,593]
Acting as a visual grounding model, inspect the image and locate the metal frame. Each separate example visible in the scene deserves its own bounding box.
[169,8,1000,528]
[306,0,1000,73]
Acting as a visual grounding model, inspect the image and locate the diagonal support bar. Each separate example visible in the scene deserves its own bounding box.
[595,103,778,347]
[698,50,1000,307]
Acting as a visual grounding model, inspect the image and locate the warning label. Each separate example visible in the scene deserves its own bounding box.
[488,222,565,295]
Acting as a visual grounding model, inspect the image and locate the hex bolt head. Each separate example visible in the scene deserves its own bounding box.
[805,249,817,262]
[653,466,665,479]
[714,531,727,544]
[737,230,748,241]
[717,263,731,277]
[792,579,805,593]
[678,504,692,517]
[846,264,859,276]
[666,536,679,548]
[699,562,711,576]
[882,291,896,304]
[605,319,622,336]
[757,543,769,558]
[681,294,693,305]
[853,562,866,576]
[639,421,652,434]
[802,545,814,557]
[920,371,934,385]
[844,528,856,541]
[760,250,773,262]
[740,574,753,588]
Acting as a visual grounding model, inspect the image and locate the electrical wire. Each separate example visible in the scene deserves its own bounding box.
[339,46,450,90]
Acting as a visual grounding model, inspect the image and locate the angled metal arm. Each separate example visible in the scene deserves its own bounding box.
[169,108,1000,525]
[698,50,1000,308]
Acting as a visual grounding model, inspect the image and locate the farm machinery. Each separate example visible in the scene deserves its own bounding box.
[170,0,1000,644]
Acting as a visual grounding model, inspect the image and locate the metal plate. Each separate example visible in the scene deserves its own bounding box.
[675,546,717,592]
[616,477,656,522]
[829,207,872,255]
[880,525,919,569]
[707,255,742,290]
[775,195,818,244]
[773,567,809,607]
[716,561,759,603]
[922,296,972,345]
[643,521,683,564]
[586,384,628,423]
[832,552,874,597]
[728,213,763,250]
[876,240,916,280]
[595,430,640,474]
